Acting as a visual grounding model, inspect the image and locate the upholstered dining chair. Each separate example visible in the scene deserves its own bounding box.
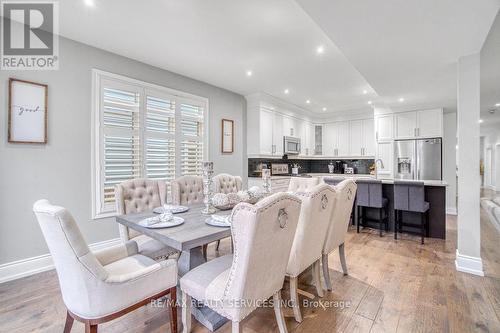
[115,179,177,260]
[180,192,302,333]
[171,175,204,205]
[212,173,242,194]
[33,200,178,333]
[322,179,357,291]
[286,183,336,323]
[287,177,320,192]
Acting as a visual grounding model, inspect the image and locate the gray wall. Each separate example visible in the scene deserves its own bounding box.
[0,37,246,264]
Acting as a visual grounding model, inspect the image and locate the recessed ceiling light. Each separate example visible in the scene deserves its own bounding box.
[284,89,289,94]
[367,101,373,105]
[479,119,484,123]
[363,90,368,95]
[322,107,327,111]
[316,45,325,54]
[84,0,95,7]
[398,97,405,102]
[306,100,311,104]
[246,70,253,77]
[496,103,500,107]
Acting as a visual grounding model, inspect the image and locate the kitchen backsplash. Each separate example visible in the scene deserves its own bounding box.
[248,158,375,177]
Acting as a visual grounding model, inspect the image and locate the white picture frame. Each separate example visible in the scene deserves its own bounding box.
[8,78,48,144]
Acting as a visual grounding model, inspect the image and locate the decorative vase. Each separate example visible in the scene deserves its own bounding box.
[262,168,271,194]
[201,161,216,215]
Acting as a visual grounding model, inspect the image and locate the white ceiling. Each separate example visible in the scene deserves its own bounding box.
[53,1,499,115]
[296,0,500,110]
[58,0,376,114]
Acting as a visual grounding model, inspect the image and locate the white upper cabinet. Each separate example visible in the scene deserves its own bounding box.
[350,119,375,156]
[416,108,443,138]
[349,120,364,156]
[363,118,375,156]
[273,113,283,155]
[395,109,443,139]
[323,123,337,156]
[282,115,294,137]
[336,121,350,156]
[395,111,418,139]
[259,109,274,155]
[375,114,394,141]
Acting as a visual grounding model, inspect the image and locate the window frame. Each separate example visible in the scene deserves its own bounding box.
[91,69,210,219]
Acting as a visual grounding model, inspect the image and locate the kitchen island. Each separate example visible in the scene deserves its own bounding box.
[248,173,448,239]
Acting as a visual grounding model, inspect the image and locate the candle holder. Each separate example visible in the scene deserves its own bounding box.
[262,169,271,194]
[201,161,216,215]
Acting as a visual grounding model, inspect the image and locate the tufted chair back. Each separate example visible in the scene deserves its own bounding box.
[221,192,301,320]
[288,177,320,193]
[115,179,167,240]
[171,175,204,205]
[323,179,357,255]
[212,173,242,194]
[286,183,337,277]
[33,200,109,318]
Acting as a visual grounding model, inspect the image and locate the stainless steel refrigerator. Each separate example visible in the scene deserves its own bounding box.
[394,138,442,180]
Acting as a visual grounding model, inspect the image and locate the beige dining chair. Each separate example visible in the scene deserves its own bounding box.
[171,175,205,205]
[286,183,337,322]
[180,192,302,333]
[288,177,320,192]
[33,200,178,333]
[322,179,357,291]
[115,179,177,260]
[212,173,242,194]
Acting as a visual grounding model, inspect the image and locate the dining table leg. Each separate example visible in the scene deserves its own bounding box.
[177,245,228,332]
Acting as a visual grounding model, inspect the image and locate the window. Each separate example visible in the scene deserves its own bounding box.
[92,70,208,218]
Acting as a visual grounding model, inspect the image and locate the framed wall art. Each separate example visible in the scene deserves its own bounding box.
[8,78,48,144]
[221,118,234,153]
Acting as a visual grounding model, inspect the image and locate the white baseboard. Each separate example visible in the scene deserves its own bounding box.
[455,249,484,276]
[0,238,121,284]
[446,207,457,215]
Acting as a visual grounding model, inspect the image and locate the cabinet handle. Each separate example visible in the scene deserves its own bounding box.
[376,132,378,141]
[414,128,417,137]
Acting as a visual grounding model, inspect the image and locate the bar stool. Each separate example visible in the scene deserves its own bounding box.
[393,180,429,244]
[356,179,389,236]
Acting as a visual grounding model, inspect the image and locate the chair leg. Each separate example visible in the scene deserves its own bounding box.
[273,291,288,333]
[231,321,242,333]
[167,287,178,333]
[356,206,360,233]
[181,292,192,333]
[379,208,383,237]
[339,243,348,275]
[420,212,425,245]
[394,210,398,240]
[63,311,74,333]
[289,276,303,323]
[85,322,97,333]
[385,206,389,231]
[202,244,208,261]
[215,240,221,251]
[426,211,430,237]
[312,260,324,297]
[321,253,332,291]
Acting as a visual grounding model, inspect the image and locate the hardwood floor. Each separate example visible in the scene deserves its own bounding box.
[1,201,499,333]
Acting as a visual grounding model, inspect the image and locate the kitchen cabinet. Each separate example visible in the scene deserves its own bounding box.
[350,119,375,156]
[395,112,417,139]
[299,121,314,156]
[417,108,442,138]
[395,109,443,139]
[272,113,283,155]
[376,141,393,179]
[247,177,290,193]
[324,121,350,157]
[259,109,274,155]
[375,114,394,141]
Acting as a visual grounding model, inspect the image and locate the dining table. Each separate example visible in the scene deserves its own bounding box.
[116,203,233,331]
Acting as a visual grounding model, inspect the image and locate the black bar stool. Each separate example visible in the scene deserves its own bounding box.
[393,180,429,244]
[355,179,389,236]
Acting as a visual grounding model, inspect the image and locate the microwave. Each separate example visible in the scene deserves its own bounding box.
[283,136,301,155]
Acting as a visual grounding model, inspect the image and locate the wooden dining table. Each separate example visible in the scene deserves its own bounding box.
[115,203,233,331]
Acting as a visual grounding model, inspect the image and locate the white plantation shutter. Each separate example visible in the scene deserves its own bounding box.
[179,100,204,176]
[93,72,207,217]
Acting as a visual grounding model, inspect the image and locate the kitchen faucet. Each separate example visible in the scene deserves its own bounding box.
[375,159,385,179]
